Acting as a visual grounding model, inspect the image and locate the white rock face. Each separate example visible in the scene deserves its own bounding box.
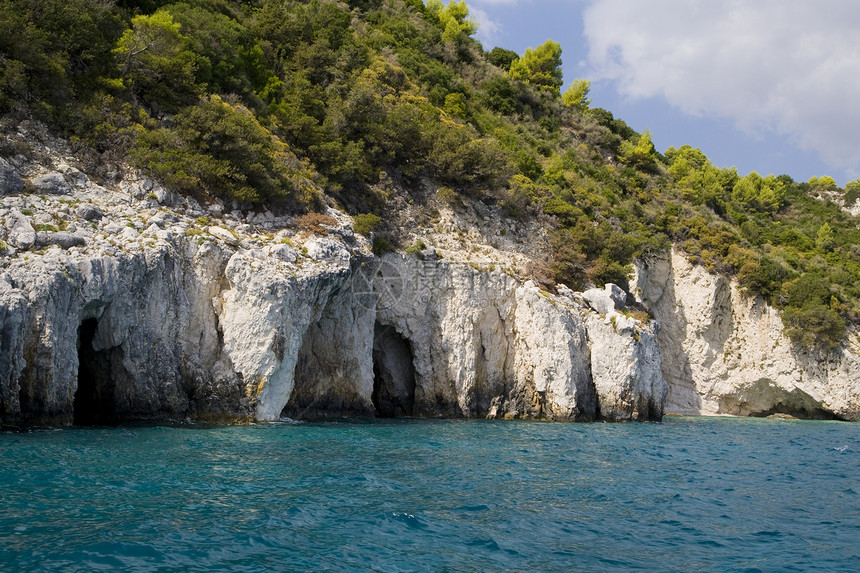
[6,209,36,250]
[0,238,666,422]
[632,249,860,420]
[3,125,858,424]
[512,282,596,420]
[0,127,670,424]
[369,255,662,421]
[217,251,374,421]
[586,312,667,421]
[582,283,627,315]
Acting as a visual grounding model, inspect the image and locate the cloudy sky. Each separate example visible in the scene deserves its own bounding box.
[465,0,860,185]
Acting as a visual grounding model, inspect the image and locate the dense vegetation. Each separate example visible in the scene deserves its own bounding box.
[1,0,859,350]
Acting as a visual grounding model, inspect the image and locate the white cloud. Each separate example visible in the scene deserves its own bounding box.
[469,6,504,47]
[583,0,860,170]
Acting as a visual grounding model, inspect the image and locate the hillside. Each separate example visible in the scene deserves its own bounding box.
[2,0,859,352]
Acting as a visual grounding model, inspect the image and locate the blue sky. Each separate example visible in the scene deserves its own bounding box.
[465,0,860,186]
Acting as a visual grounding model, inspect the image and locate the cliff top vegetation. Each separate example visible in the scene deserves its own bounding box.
[1,0,859,350]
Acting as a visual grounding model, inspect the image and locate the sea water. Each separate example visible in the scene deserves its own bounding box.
[1,417,858,572]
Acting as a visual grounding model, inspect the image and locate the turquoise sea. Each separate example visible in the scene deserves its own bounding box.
[1,417,858,572]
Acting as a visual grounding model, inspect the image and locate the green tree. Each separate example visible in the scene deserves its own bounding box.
[113,10,199,112]
[509,39,563,95]
[134,95,320,206]
[425,0,476,44]
[844,179,860,205]
[816,222,836,252]
[115,11,182,79]
[731,172,785,212]
[443,92,467,119]
[619,129,656,172]
[562,78,590,111]
[665,145,730,206]
[783,305,846,351]
[487,47,518,71]
[479,74,522,115]
[166,3,270,98]
[0,0,122,114]
[807,175,837,188]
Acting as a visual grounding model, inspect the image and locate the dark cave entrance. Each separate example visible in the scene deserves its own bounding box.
[73,318,116,425]
[372,323,416,418]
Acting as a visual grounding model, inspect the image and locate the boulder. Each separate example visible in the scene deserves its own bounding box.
[208,225,241,247]
[76,204,103,221]
[32,172,71,195]
[35,232,86,249]
[6,210,36,250]
[418,247,438,261]
[57,163,88,188]
[0,157,23,196]
[582,283,627,315]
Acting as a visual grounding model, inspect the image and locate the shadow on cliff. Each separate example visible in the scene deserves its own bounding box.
[638,255,703,415]
[371,323,416,417]
[73,317,123,425]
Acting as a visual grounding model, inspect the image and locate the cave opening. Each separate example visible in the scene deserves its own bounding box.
[73,318,116,425]
[372,323,415,417]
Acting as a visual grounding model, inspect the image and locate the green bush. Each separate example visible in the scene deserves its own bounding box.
[737,257,791,303]
[782,305,846,351]
[487,47,518,71]
[353,213,382,236]
[133,95,321,207]
[404,238,426,254]
[372,237,394,256]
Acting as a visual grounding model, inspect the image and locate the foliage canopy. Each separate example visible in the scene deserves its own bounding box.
[1,0,858,350]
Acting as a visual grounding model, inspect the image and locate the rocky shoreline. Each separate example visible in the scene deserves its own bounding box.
[1,127,858,424]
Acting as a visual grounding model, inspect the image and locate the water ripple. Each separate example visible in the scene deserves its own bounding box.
[1,417,859,571]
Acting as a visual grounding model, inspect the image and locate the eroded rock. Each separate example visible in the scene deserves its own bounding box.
[6,210,36,250]
[32,172,71,195]
[636,249,860,420]
[0,157,23,196]
[76,205,103,221]
[35,232,86,249]
[583,283,627,315]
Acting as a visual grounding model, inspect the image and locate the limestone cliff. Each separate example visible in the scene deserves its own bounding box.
[0,133,664,424]
[2,128,857,425]
[632,250,860,420]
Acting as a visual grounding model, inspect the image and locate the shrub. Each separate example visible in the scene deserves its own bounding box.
[844,180,860,205]
[293,212,336,235]
[133,95,321,207]
[352,213,382,236]
[487,47,518,71]
[437,186,457,204]
[588,257,631,291]
[372,237,394,256]
[782,305,846,351]
[738,256,791,303]
[404,238,426,254]
[782,274,831,308]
